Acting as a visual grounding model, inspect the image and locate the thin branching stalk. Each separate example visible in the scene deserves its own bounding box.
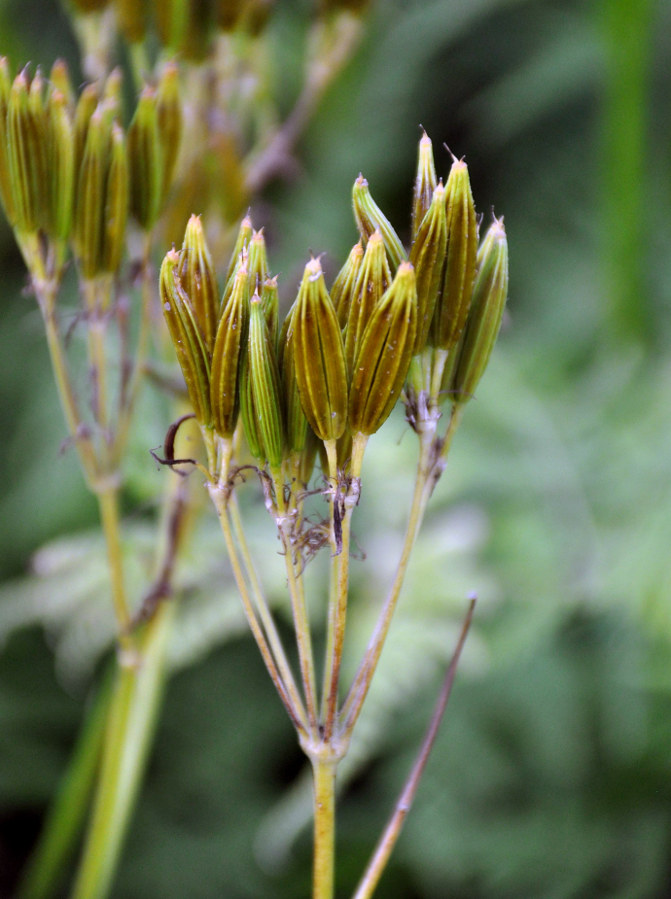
[352,597,476,899]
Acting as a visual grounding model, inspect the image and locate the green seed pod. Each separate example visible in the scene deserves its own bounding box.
[154,0,189,52]
[0,58,17,225]
[210,259,249,438]
[240,351,265,463]
[247,228,269,293]
[278,301,309,456]
[128,86,162,230]
[292,257,348,443]
[349,262,417,436]
[352,174,406,269]
[73,83,99,176]
[102,68,123,121]
[156,61,182,201]
[113,0,146,44]
[450,217,508,404]
[331,240,363,329]
[410,129,437,244]
[246,293,285,468]
[73,105,110,277]
[160,249,212,425]
[49,60,75,111]
[45,88,75,242]
[431,156,477,350]
[261,275,279,349]
[178,215,219,353]
[344,229,391,376]
[7,68,48,234]
[409,180,447,354]
[100,122,128,273]
[225,212,253,283]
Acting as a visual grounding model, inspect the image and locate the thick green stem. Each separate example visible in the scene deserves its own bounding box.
[310,755,337,899]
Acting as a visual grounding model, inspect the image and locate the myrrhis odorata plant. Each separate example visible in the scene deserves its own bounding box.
[0,2,507,897]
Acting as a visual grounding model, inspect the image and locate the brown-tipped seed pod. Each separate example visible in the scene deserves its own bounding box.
[210,259,249,438]
[450,217,508,404]
[431,156,477,350]
[100,122,128,272]
[7,68,48,234]
[156,61,182,201]
[245,293,285,468]
[73,83,99,175]
[49,60,75,110]
[292,257,348,443]
[409,180,447,354]
[113,0,146,44]
[73,105,110,278]
[128,87,162,230]
[352,174,407,269]
[349,262,417,436]
[331,240,363,329]
[344,230,391,376]
[160,249,212,426]
[0,59,17,225]
[410,130,437,244]
[178,215,219,353]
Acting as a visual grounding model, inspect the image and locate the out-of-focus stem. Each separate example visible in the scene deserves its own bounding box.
[352,598,475,899]
[310,754,337,899]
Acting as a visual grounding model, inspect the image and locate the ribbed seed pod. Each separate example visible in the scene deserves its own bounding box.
[100,123,128,272]
[178,215,219,353]
[210,260,249,438]
[344,230,391,376]
[331,240,363,328]
[45,89,74,242]
[261,275,279,349]
[279,301,309,456]
[431,157,477,350]
[49,60,75,110]
[73,105,110,278]
[113,0,146,44]
[128,87,162,230]
[73,84,99,176]
[292,257,348,443]
[160,249,212,425]
[247,228,269,294]
[246,294,285,468]
[450,217,508,404]
[225,213,253,283]
[156,62,182,201]
[409,181,447,354]
[0,59,16,225]
[349,262,417,436]
[410,130,437,244]
[7,68,48,234]
[352,174,406,269]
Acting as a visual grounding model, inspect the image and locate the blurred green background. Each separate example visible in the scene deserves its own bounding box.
[2,0,671,896]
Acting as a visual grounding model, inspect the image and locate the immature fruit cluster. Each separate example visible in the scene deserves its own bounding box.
[0,57,181,278]
[160,131,509,480]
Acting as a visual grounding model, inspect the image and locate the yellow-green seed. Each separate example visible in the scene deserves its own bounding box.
[409,180,447,354]
[46,88,74,242]
[211,259,250,438]
[410,129,437,244]
[113,0,146,44]
[431,157,477,350]
[73,105,110,277]
[0,58,17,225]
[344,229,391,376]
[156,61,182,201]
[352,174,406,269]
[331,240,364,329]
[349,262,417,436]
[160,249,212,425]
[225,212,253,284]
[7,68,48,234]
[101,122,128,273]
[450,217,508,403]
[128,87,162,230]
[292,257,348,442]
[246,293,285,467]
[178,215,219,353]
[279,301,309,456]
